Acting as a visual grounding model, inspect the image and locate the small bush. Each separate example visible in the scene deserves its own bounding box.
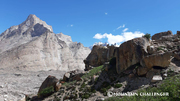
[82,65,103,79]
[143,33,151,40]
[38,86,54,97]
[106,85,112,90]
[157,47,163,51]
[100,88,107,93]
[91,89,96,93]
[114,83,122,88]
[82,93,90,99]
[81,82,86,88]
[105,74,180,101]
[105,97,121,101]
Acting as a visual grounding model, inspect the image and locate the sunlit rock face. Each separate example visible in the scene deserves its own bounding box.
[0,14,91,71]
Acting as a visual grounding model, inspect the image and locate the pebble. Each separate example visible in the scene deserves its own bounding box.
[0,85,4,88]
[3,95,8,98]
[163,73,167,77]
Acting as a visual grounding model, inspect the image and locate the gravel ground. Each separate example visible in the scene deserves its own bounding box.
[0,68,65,101]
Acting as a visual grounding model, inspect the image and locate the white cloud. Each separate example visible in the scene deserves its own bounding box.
[70,24,73,27]
[93,33,108,39]
[117,24,125,30]
[123,28,128,32]
[122,31,144,41]
[93,31,144,45]
[105,12,108,15]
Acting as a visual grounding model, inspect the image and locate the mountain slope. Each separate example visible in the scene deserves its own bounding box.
[0,14,91,71]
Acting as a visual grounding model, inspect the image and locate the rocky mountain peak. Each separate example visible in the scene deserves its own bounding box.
[22,14,53,32]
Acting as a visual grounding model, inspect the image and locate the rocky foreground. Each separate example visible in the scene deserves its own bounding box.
[0,68,65,101]
[25,31,180,101]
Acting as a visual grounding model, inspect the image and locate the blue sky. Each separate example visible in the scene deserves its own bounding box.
[1,0,180,47]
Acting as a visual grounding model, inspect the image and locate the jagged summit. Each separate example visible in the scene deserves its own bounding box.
[22,14,53,32]
[0,14,91,71]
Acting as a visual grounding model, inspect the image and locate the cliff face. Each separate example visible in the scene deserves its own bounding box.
[0,14,91,71]
[84,31,180,75]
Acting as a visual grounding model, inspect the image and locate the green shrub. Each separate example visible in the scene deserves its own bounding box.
[100,88,107,93]
[143,33,151,40]
[114,83,122,88]
[38,86,54,97]
[82,65,103,79]
[157,47,163,51]
[81,82,86,88]
[106,85,112,90]
[91,89,96,93]
[105,74,180,101]
[82,93,90,99]
[105,97,121,101]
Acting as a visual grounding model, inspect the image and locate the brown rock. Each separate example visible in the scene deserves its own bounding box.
[160,35,174,41]
[141,52,172,69]
[84,45,108,67]
[147,46,155,55]
[146,69,160,79]
[177,31,180,36]
[63,69,84,82]
[38,75,59,97]
[137,66,149,76]
[174,52,180,60]
[60,81,65,84]
[55,82,61,91]
[63,72,70,82]
[152,30,172,41]
[128,73,135,78]
[72,74,82,81]
[107,45,117,60]
[104,62,109,72]
[116,37,149,74]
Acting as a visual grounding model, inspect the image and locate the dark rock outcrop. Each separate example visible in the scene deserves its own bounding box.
[38,75,61,97]
[152,31,172,41]
[84,45,108,67]
[116,37,149,74]
[140,52,172,70]
[63,69,84,82]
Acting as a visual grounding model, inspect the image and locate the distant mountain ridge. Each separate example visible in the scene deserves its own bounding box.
[0,14,91,71]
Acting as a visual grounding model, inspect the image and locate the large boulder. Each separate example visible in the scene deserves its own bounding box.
[63,69,84,82]
[107,45,117,60]
[137,66,149,76]
[116,37,149,74]
[152,31,172,41]
[147,45,155,55]
[140,52,172,69]
[174,52,180,60]
[38,75,61,97]
[176,31,180,36]
[84,45,108,67]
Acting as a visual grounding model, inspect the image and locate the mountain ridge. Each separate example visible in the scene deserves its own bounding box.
[0,14,91,71]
